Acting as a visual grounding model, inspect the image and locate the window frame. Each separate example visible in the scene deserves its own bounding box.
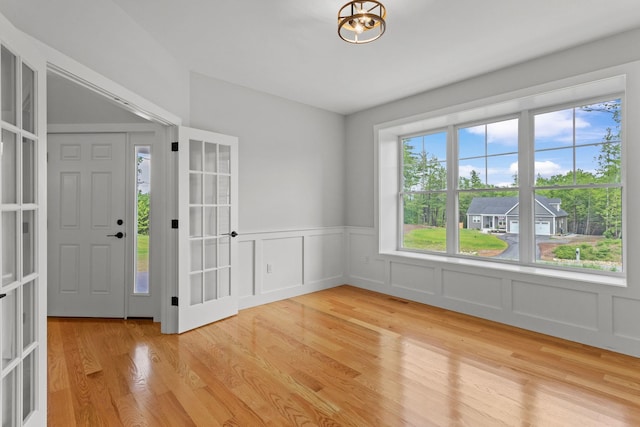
[377,71,628,284]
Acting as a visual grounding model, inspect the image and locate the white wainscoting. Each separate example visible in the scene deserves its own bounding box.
[237,227,346,309]
[345,227,640,358]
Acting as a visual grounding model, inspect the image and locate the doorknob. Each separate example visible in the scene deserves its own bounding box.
[224,231,238,238]
[107,232,125,238]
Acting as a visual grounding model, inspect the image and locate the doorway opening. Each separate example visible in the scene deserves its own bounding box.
[46,71,166,320]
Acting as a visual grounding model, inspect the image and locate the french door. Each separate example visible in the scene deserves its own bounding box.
[0,14,47,427]
[177,126,239,333]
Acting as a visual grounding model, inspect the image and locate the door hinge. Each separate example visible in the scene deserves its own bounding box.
[171,296,178,306]
[171,141,178,152]
[171,219,179,229]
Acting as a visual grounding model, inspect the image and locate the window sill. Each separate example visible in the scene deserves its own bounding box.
[379,250,626,288]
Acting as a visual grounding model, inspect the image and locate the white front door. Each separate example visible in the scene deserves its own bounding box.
[0,12,47,426]
[47,133,126,317]
[177,126,239,333]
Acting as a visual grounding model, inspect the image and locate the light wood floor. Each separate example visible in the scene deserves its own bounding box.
[48,285,640,426]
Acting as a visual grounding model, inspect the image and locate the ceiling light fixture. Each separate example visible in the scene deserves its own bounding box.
[338,1,386,44]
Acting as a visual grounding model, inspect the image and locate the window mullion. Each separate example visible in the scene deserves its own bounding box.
[519,110,534,264]
[446,125,457,254]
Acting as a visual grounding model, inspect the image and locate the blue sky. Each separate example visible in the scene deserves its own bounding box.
[405,99,620,188]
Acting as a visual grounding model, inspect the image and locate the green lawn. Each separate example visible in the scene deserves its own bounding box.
[137,234,149,271]
[403,227,508,253]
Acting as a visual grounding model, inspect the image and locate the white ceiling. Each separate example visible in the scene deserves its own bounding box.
[107,1,640,114]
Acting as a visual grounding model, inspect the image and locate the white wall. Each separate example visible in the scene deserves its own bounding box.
[0,0,189,121]
[344,28,640,357]
[190,72,347,306]
[190,72,345,233]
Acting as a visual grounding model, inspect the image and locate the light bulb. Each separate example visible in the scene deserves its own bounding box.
[354,22,364,34]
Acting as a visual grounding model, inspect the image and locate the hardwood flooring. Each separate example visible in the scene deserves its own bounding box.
[48,285,640,426]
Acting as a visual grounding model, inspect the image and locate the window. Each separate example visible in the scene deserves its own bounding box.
[402,131,447,252]
[534,99,622,272]
[394,94,624,274]
[134,146,151,294]
[457,117,518,260]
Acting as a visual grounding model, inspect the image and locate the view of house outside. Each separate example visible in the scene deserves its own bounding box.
[402,98,622,272]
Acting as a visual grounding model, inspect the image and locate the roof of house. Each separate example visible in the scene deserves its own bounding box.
[467,195,568,217]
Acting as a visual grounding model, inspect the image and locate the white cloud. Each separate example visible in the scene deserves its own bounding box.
[459,164,483,178]
[534,110,590,143]
[465,119,518,145]
[534,160,564,177]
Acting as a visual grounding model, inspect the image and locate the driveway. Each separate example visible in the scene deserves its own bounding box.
[493,234,552,260]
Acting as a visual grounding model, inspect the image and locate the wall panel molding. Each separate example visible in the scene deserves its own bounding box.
[238,227,346,309]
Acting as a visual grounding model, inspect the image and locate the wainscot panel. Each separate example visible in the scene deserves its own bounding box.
[238,240,255,298]
[613,296,640,341]
[237,227,346,309]
[348,229,385,285]
[262,236,303,293]
[442,270,502,310]
[305,233,344,283]
[512,281,598,330]
[390,262,437,295]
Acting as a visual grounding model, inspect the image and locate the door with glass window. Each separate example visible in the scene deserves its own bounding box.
[177,127,238,333]
[0,20,47,427]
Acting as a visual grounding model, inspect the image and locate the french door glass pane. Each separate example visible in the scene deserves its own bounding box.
[204,174,216,204]
[204,207,216,237]
[189,207,202,237]
[1,129,16,204]
[190,240,202,272]
[1,46,17,125]
[219,237,230,267]
[21,63,35,134]
[189,173,202,204]
[2,211,17,286]
[204,239,217,269]
[189,139,202,171]
[23,210,35,276]
[204,143,217,172]
[22,137,36,203]
[23,281,35,348]
[23,350,35,421]
[218,145,230,173]
[218,176,230,204]
[190,274,202,305]
[2,368,17,427]
[219,207,230,235]
[219,268,230,298]
[1,288,17,369]
[204,270,217,301]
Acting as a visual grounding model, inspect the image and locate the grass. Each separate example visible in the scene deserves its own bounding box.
[137,234,149,272]
[403,227,508,253]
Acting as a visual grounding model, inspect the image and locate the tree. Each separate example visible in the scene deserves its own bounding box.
[402,140,447,227]
[137,192,150,235]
